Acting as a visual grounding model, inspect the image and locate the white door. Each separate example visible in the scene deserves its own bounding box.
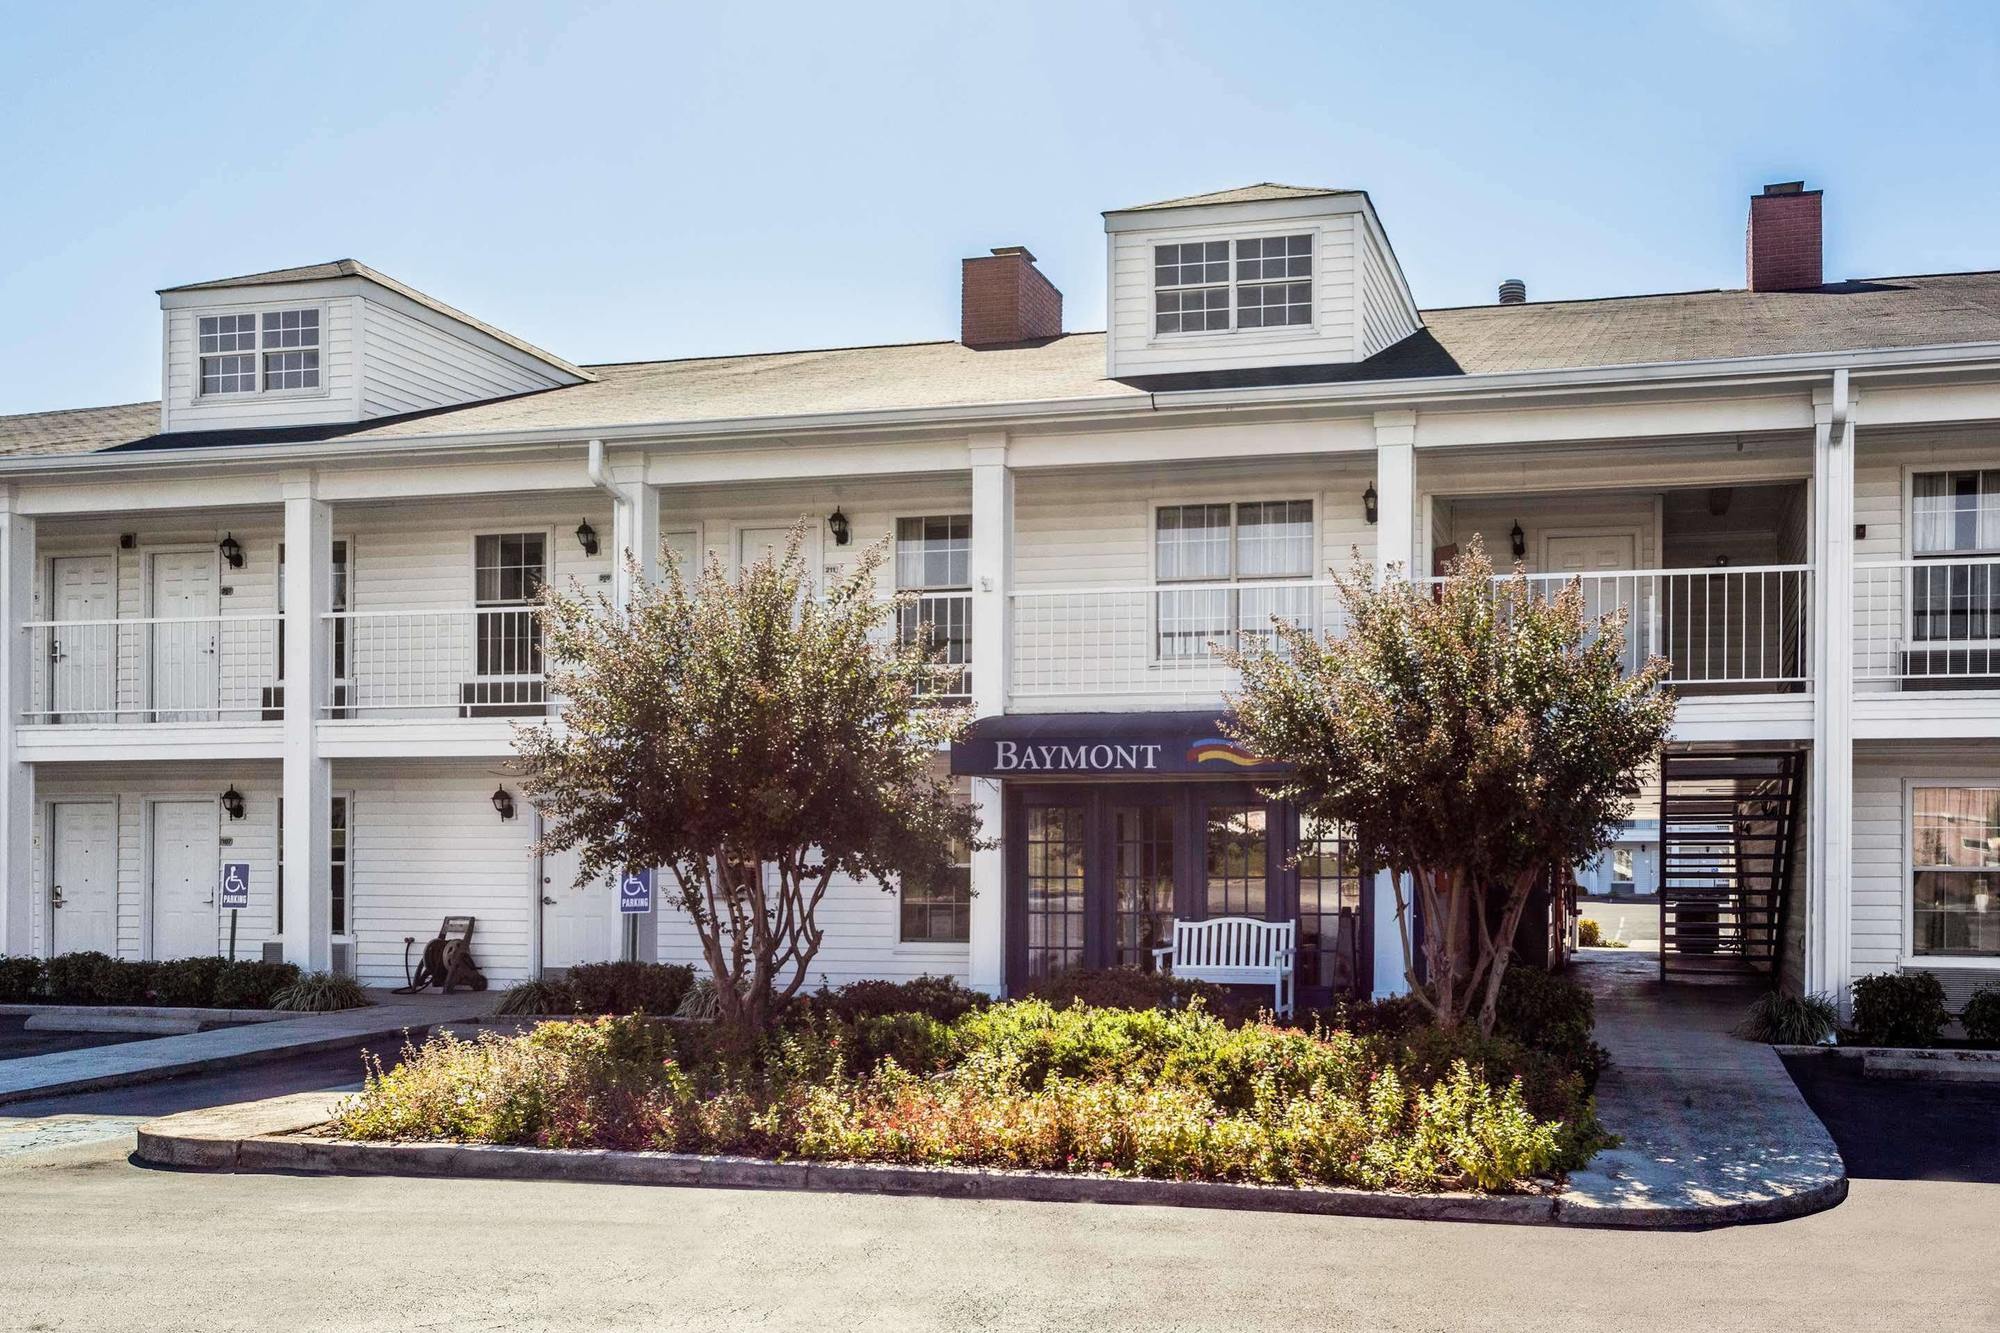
[149,551,220,720]
[50,800,117,955]
[151,800,217,959]
[539,840,624,971]
[1544,533,1642,665]
[49,555,116,721]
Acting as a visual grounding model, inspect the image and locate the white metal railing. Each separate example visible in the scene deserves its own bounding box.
[890,590,972,703]
[21,614,283,723]
[1422,566,1814,689]
[326,607,551,718]
[1010,579,1343,702]
[1856,556,2000,686]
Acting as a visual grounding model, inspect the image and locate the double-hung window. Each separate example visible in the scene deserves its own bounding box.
[1154,234,1313,335]
[1154,501,1315,659]
[1911,470,2000,644]
[198,308,321,396]
[1911,786,2000,958]
[901,773,972,944]
[474,534,546,681]
[895,515,971,700]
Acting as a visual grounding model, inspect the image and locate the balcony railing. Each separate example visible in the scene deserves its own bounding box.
[892,590,972,703]
[326,608,551,719]
[1010,579,1343,703]
[1009,566,1811,705]
[1431,566,1814,690]
[1855,556,2000,687]
[21,615,283,723]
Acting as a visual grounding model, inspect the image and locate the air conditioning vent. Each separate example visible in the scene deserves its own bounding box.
[331,941,355,976]
[261,941,286,964]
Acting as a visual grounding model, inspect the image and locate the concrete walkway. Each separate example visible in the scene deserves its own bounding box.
[0,988,501,1107]
[1557,949,1846,1225]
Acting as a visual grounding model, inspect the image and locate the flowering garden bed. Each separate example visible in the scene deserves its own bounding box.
[329,971,1610,1195]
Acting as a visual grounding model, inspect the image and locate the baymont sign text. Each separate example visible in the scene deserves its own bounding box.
[993,741,1163,772]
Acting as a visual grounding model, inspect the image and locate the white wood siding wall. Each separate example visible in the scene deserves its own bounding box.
[1358,219,1416,359]
[359,297,571,420]
[1851,741,2000,977]
[339,760,538,987]
[654,476,975,587]
[162,297,362,434]
[344,497,614,612]
[33,765,280,961]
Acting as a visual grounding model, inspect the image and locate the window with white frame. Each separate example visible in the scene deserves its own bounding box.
[902,773,972,943]
[474,533,546,679]
[1911,471,2000,643]
[197,308,320,396]
[896,515,971,699]
[1154,500,1315,658]
[1153,235,1313,336]
[1911,786,2000,958]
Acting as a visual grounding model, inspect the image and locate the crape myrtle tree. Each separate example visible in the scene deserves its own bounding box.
[1223,538,1675,1034]
[515,521,978,1034]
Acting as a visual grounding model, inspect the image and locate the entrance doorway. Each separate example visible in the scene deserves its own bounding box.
[150,800,217,959]
[148,550,219,720]
[50,800,117,954]
[49,555,115,721]
[539,840,625,972]
[1006,782,1369,1004]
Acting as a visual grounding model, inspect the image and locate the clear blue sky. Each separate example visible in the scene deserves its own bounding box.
[2,0,1996,415]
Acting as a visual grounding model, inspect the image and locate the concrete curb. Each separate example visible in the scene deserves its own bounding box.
[0,1025,423,1108]
[1774,1043,2000,1083]
[132,1094,1843,1229]
[1,1002,290,1024]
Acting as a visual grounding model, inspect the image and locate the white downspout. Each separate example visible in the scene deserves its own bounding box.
[586,437,622,508]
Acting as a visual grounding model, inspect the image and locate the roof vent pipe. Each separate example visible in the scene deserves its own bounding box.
[1497,278,1527,306]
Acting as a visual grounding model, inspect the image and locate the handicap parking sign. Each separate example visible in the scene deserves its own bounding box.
[220,862,251,910]
[619,867,653,914]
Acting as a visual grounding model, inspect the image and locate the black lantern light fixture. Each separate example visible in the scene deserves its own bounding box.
[1509,521,1527,560]
[218,533,245,569]
[1362,483,1379,526]
[219,786,246,820]
[574,519,599,556]
[827,509,851,547]
[491,785,516,821]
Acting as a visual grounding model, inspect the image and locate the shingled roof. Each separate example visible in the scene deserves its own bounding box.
[8,271,2000,461]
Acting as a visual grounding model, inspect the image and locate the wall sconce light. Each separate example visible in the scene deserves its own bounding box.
[491,786,516,821]
[218,533,245,569]
[220,786,246,820]
[827,509,851,546]
[574,520,599,556]
[1509,522,1527,560]
[1362,484,1379,526]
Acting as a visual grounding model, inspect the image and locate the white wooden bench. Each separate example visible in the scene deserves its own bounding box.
[1151,917,1297,1017]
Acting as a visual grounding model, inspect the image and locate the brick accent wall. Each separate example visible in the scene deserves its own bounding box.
[961,247,1063,346]
[1746,183,1823,292]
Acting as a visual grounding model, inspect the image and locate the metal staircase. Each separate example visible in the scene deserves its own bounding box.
[1658,750,1803,983]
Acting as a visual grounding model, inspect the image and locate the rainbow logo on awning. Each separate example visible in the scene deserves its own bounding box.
[1187,737,1264,767]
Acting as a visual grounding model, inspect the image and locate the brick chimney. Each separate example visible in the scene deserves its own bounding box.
[1746,181,1823,292]
[961,246,1062,346]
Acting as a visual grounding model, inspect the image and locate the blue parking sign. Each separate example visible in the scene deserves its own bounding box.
[619,867,653,914]
[220,862,251,910]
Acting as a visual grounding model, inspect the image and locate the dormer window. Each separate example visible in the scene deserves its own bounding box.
[1153,234,1313,335]
[197,308,320,396]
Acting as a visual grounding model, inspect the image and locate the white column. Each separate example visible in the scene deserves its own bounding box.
[0,500,34,955]
[1809,374,1856,1001]
[613,469,661,962]
[1372,413,1418,996]
[280,480,334,972]
[967,432,1012,995]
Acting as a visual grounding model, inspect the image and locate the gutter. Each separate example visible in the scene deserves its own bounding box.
[6,338,2000,481]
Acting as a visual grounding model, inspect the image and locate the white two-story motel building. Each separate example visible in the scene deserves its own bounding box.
[4,179,1999,1009]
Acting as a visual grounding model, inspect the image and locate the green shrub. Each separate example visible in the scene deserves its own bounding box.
[1850,971,1951,1047]
[495,978,578,1016]
[564,961,696,1015]
[812,975,988,1024]
[213,960,301,1009]
[1737,990,1839,1045]
[149,956,225,1008]
[44,951,123,1004]
[0,955,42,1002]
[1023,966,1256,1020]
[1494,967,1608,1087]
[1958,985,2000,1047]
[1577,918,1604,947]
[271,970,370,1012]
